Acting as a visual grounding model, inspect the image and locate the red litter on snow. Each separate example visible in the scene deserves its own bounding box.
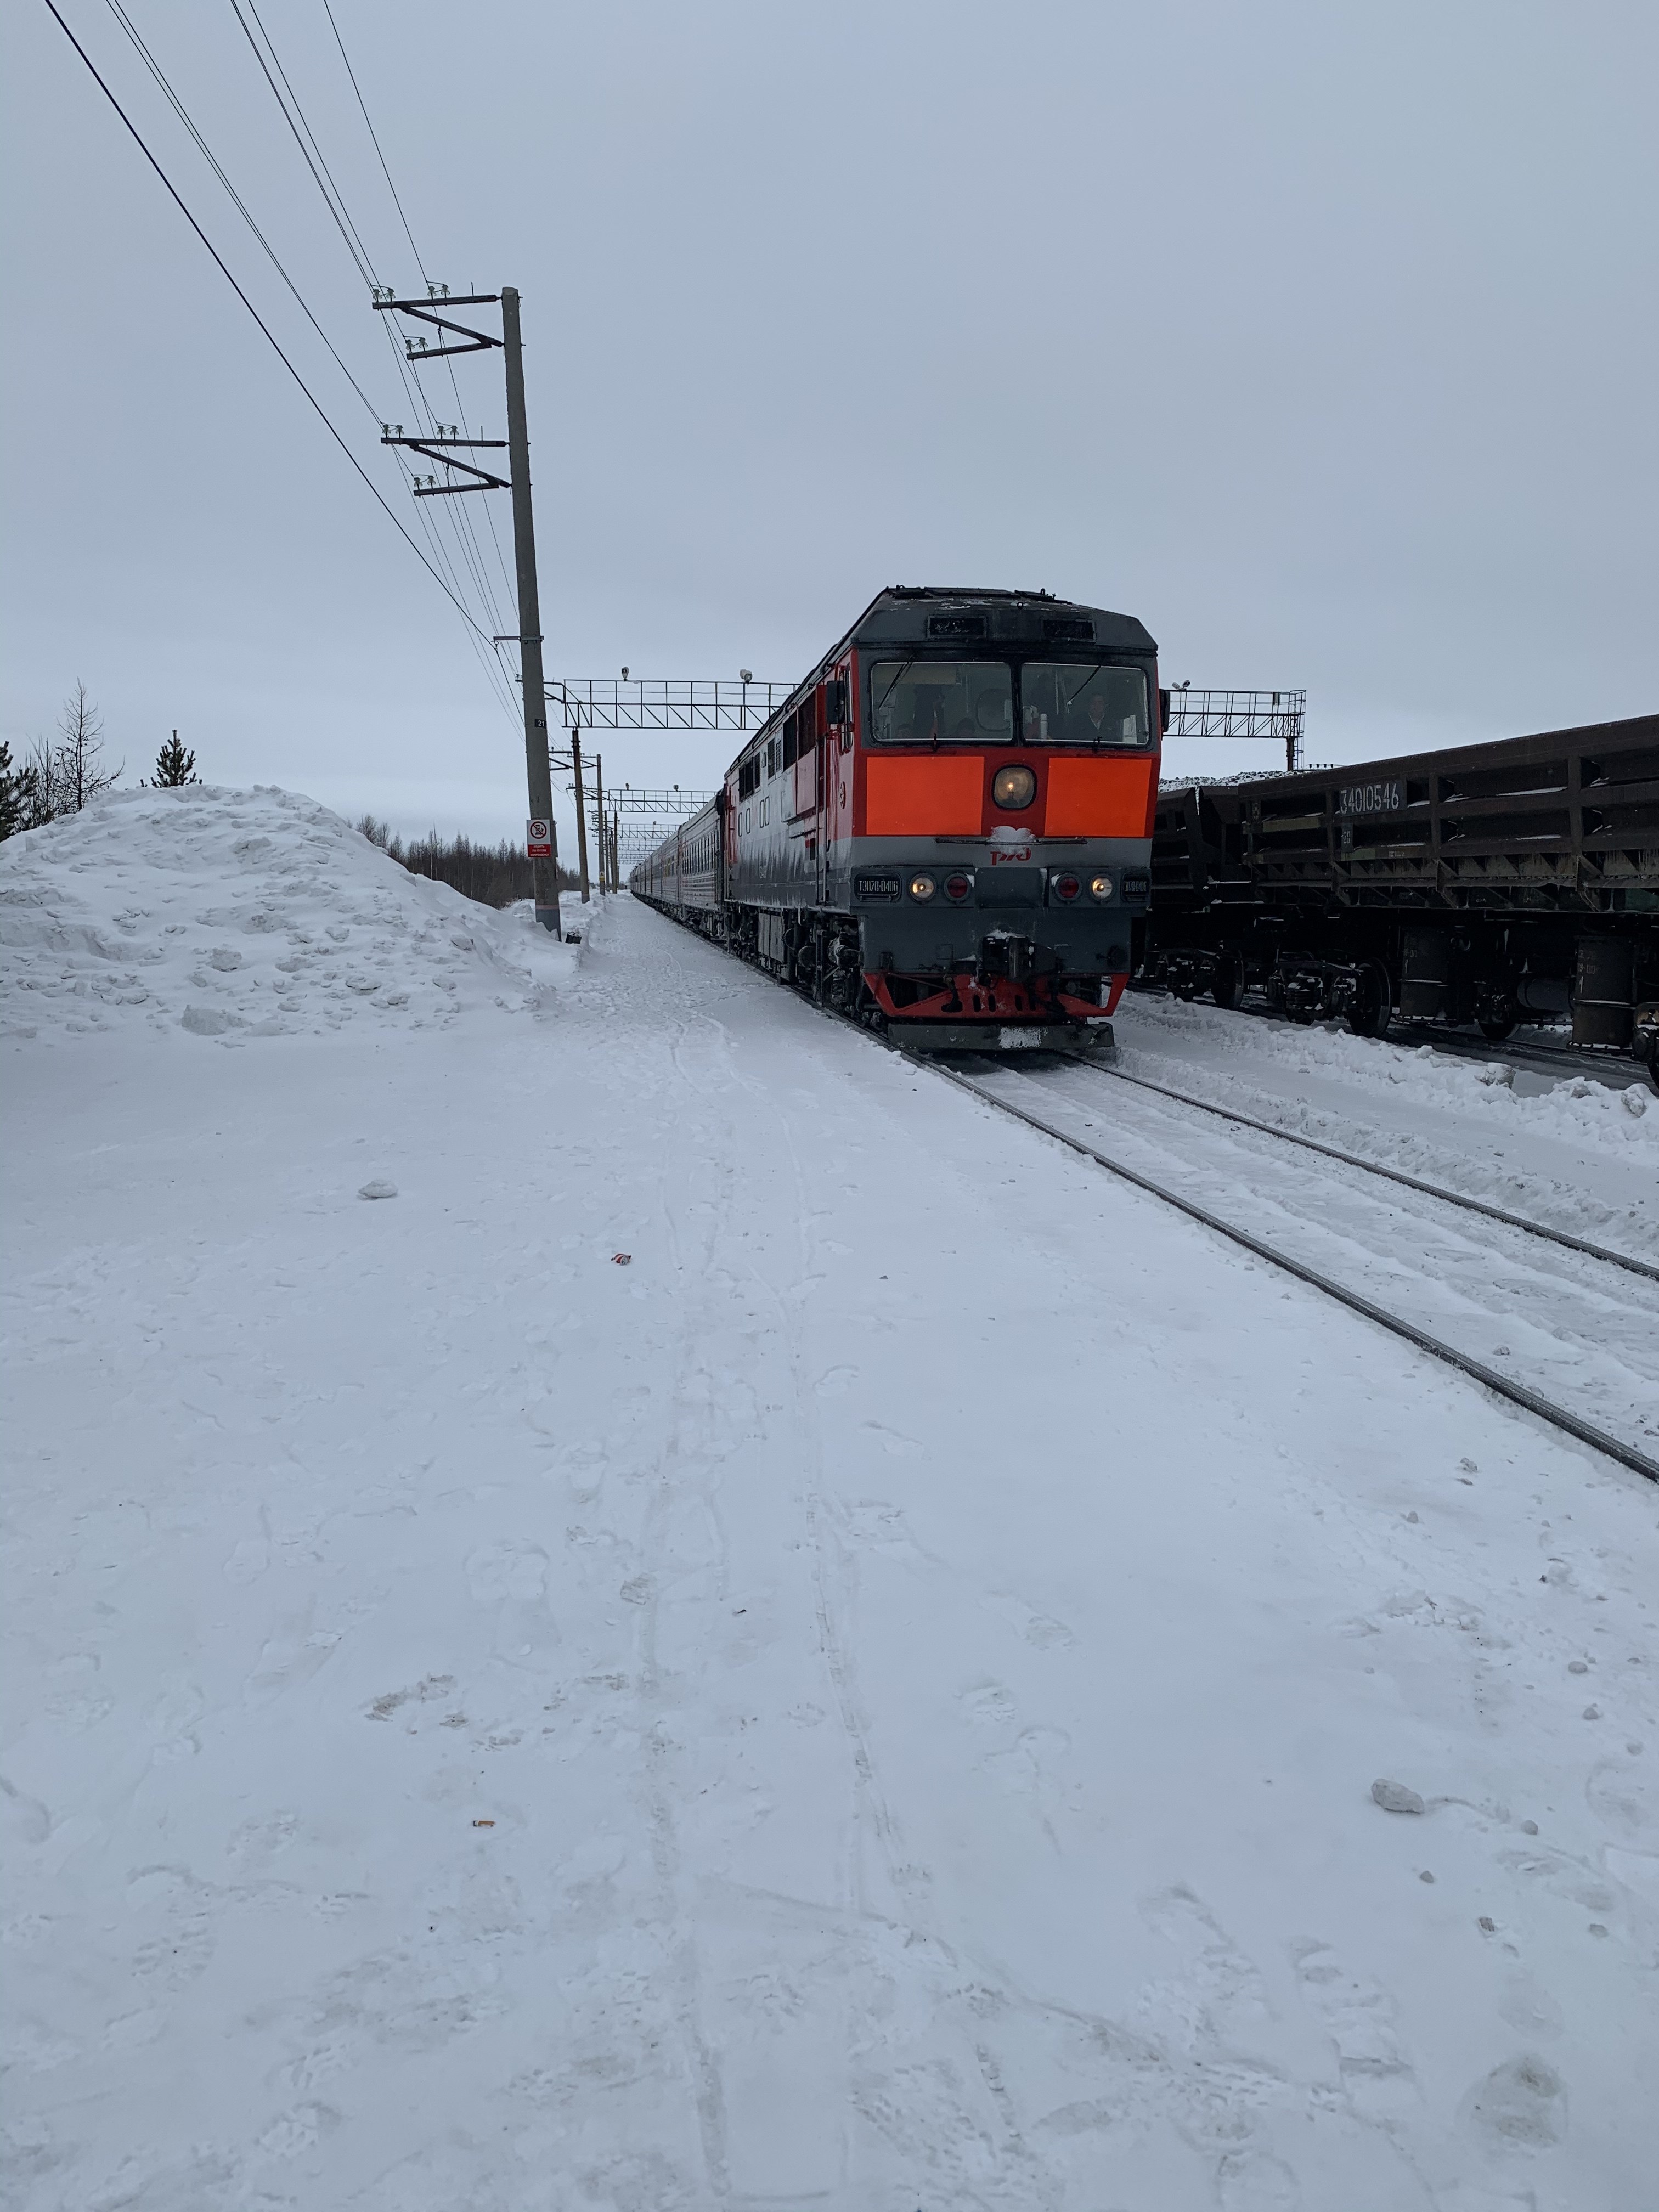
[611,1253,631,1266]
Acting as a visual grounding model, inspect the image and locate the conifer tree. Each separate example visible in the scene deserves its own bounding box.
[0,741,26,840]
[151,730,198,787]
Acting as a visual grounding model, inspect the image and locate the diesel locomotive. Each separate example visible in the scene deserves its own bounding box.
[630,586,1163,1047]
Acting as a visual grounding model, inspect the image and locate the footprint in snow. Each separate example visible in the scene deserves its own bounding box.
[1460,2054,1567,2148]
[959,1683,1017,1731]
[1142,1888,1271,2040]
[984,1592,1075,1649]
[1289,1938,1417,2119]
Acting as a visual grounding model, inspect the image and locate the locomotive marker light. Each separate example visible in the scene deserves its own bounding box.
[1090,873,1114,900]
[944,872,973,902]
[992,764,1037,810]
[909,874,937,901]
[1052,872,1082,902]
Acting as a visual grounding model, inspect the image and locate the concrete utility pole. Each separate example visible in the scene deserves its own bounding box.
[500,287,560,932]
[591,752,606,894]
[569,730,591,902]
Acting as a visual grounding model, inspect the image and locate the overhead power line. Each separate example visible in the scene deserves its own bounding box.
[313,1,520,636]
[229,0,376,287]
[103,0,517,717]
[321,0,426,283]
[222,0,516,663]
[41,0,496,644]
[102,0,379,425]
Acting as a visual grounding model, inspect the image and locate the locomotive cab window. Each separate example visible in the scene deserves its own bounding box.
[1021,663,1150,746]
[869,659,1013,744]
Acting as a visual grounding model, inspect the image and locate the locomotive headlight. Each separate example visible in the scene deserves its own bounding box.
[1090,873,1114,901]
[909,872,936,901]
[992,764,1037,810]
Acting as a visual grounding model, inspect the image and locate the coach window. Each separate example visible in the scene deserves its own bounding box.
[1020,663,1150,746]
[868,660,1013,745]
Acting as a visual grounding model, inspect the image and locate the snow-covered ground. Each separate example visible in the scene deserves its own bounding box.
[1111,995,1656,1257]
[4,789,1658,2211]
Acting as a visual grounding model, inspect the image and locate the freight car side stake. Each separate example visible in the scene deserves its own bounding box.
[1069,1059,1659,1285]
[906,1053,1659,1486]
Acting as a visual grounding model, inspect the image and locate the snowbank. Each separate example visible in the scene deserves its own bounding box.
[0,785,577,1043]
[1112,992,1658,1264]
[1119,992,1654,1159]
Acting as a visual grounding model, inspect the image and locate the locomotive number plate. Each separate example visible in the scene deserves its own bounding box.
[853,873,902,902]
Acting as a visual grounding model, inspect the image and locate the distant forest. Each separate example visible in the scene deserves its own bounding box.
[357,818,578,907]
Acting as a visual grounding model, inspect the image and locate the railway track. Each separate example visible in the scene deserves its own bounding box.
[1129,988,1652,1093]
[893,1042,1659,1486]
[1070,1057,1659,1283]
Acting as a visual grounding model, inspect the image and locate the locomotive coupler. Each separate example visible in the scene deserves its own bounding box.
[977,930,1034,985]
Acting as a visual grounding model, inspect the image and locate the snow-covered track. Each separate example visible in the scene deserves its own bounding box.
[906,1052,1659,1486]
[1070,1056,1659,1283]
[1132,989,1651,1093]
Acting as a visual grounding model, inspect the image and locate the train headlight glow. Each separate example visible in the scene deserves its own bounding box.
[992,765,1037,810]
[1090,873,1114,900]
[909,873,936,900]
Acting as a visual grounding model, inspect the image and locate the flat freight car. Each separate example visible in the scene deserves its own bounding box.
[1144,713,1659,1080]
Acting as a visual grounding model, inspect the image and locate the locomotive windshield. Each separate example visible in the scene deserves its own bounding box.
[1022,662,1151,746]
[870,659,1013,743]
[870,657,1151,746]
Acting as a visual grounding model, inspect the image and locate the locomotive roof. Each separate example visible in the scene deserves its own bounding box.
[847,586,1156,657]
[730,586,1159,768]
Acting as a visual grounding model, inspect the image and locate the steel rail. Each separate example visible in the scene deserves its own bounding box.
[631,895,1658,1485]
[1063,1059,1659,1284]
[1133,989,1650,1094]
[905,1053,1659,1486]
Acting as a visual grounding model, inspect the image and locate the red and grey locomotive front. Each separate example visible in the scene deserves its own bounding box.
[634,587,1163,1050]
[836,594,1159,1043]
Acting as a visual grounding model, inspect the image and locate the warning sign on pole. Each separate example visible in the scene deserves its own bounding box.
[526,818,552,859]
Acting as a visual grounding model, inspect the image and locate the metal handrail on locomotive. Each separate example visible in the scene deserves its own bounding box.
[630,587,1162,1050]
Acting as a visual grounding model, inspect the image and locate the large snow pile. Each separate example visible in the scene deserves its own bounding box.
[0,785,572,1043]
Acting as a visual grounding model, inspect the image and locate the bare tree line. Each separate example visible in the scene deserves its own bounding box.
[0,682,123,836]
[1,686,200,840]
[356,817,577,906]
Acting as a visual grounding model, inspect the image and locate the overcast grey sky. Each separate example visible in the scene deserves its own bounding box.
[4,0,1655,844]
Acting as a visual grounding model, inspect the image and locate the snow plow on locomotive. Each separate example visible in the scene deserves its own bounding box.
[1143,713,1659,1085]
[631,587,1162,1049]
